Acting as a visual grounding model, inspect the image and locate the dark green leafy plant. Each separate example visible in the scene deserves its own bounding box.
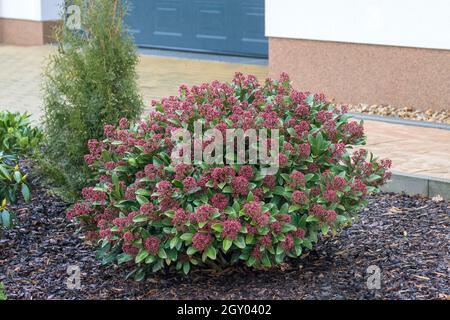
[0,112,42,157]
[69,73,392,279]
[0,282,6,300]
[0,112,39,233]
[41,0,143,199]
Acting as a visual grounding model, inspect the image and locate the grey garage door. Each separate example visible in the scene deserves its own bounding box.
[126,0,267,57]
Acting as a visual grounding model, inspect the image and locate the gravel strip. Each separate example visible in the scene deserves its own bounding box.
[0,188,448,300]
[349,104,450,125]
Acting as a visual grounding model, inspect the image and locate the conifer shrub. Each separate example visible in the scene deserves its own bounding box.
[41,0,143,199]
[68,73,391,279]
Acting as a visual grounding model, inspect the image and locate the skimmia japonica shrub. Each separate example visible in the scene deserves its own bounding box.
[68,73,392,279]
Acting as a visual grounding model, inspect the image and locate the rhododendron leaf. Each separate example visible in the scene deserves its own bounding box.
[276,244,284,255]
[167,249,177,261]
[206,246,217,260]
[136,195,149,205]
[128,158,137,166]
[321,225,330,235]
[117,253,132,265]
[245,234,254,245]
[224,207,235,216]
[305,94,315,106]
[0,210,12,229]
[306,215,319,223]
[183,262,190,275]
[232,201,240,212]
[281,224,296,233]
[261,254,271,267]
[272,186,285,196]
[294,245,302,257]
[223,186,232,193]
[218,182,226,189]
[172,180,183,188]
[169,237,179,249]
[223,239,232,252]
[180,233,193,242]
[257,226,270,235]
[212,223,223,233]
[280,203,289,214]
[132,214,148,223]
[247,191,254,202]
[303,239,313,250]
[275,253,284,264]
[135,249,149,263]
[233,236,246,249]
[134,269,146,281]
[152,261,163,273]
[205,180,214,188]
[367,174,382,182]
[21,184,30,202]
[152,157,163,166]
[247,256,256,267]
[111,172,119,186]
[186,246,197,255]
[288,204,301,213]
[158,248,167,259]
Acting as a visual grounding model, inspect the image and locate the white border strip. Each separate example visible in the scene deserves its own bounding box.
[266,0,450,51]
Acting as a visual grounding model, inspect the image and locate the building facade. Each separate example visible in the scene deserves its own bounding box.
[1,0,449,110]
[266,0,450,111]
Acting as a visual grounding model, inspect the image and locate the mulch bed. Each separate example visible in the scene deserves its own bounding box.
[0,186,448,300]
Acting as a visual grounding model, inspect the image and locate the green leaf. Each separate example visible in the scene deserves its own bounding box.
[272,186,286,196]
[211,223,223,233]
[117,253,132,265]
[21,184,31,202]
[233,236,246,249]
[132,214,148,223]
[136,195,149,205]
[186,246,198,255]
[135,189,151,196]
[0,210,12,229]
[183,262,190,275]
[306,215,319,222]
[281,224,297,233]
[135,249,149,264]
[206,246,217,260]
[261,254,271,267]
[180,233,193,241]
[223,186,232,193]
[223,238,232,252]
[169,237,179,249]
[288,204,301,213]
[157,248,167,259]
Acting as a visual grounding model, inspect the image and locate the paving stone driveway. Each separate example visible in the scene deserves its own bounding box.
[0,45,267,122]
[0,45,449,180]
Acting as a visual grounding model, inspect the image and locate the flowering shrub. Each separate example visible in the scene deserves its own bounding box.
[68,73,391,279]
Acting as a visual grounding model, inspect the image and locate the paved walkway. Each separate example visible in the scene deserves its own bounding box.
[0,45,449,180]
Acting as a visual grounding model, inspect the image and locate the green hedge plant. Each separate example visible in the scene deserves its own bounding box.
[41,0,143,199]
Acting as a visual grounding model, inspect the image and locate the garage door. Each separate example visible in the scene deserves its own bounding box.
[126,0,268,57]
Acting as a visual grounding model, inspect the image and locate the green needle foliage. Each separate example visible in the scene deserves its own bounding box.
[0,282,6,300]
[41,0,143,200]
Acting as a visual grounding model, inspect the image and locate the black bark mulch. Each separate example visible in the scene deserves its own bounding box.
[0,187,449,300]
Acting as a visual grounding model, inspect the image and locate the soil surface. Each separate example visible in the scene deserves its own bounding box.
[0,187,449,300]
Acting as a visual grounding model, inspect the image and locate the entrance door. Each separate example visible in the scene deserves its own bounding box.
[126,0,268,57]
